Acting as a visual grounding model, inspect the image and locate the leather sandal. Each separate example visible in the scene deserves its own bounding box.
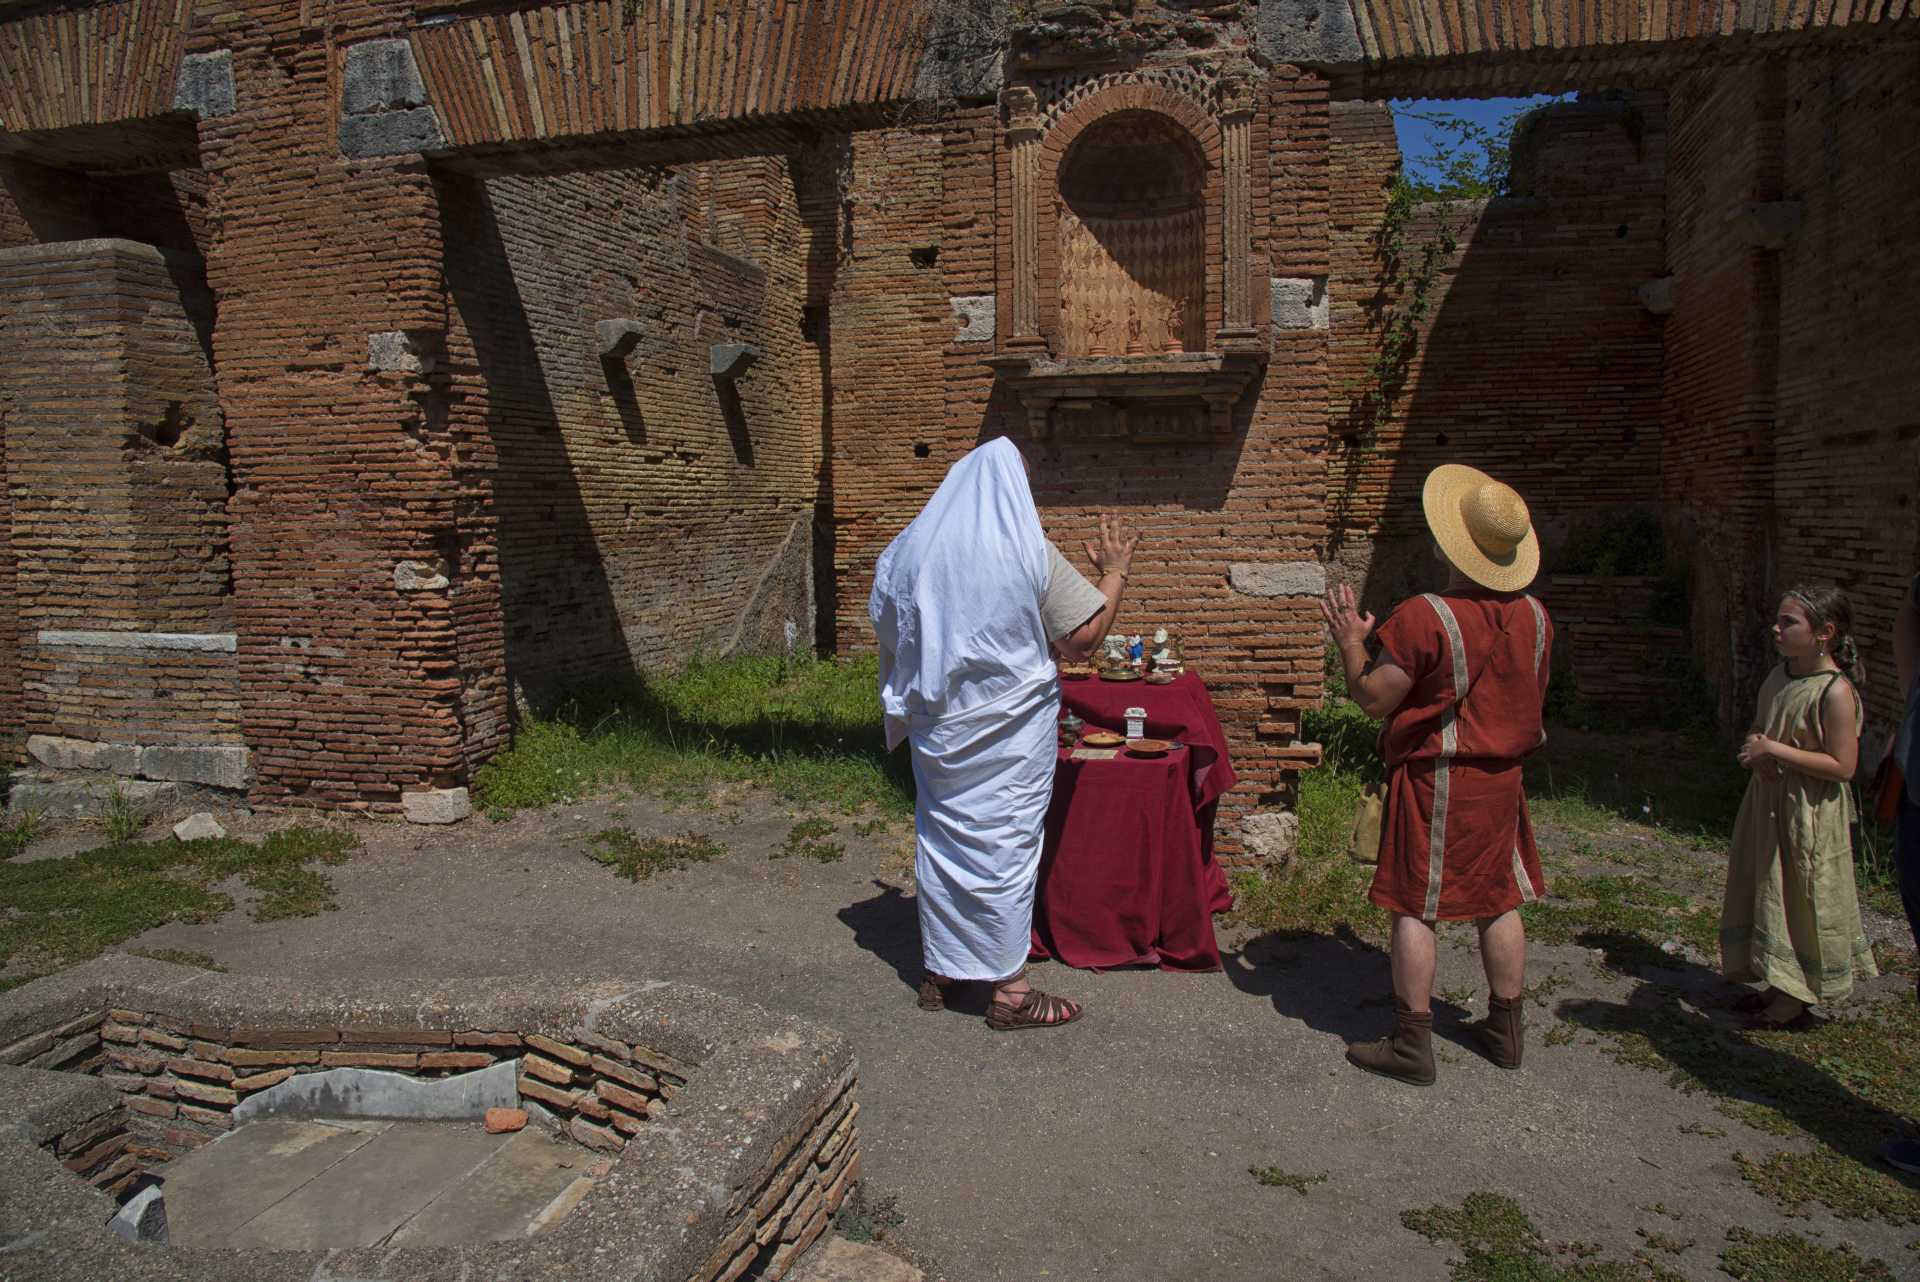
[917,974,952,1012]
[1730,990,1773,1014]
[986,970,1082,1031]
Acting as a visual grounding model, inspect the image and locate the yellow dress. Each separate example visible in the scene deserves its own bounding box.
[1720,663,1878,1005]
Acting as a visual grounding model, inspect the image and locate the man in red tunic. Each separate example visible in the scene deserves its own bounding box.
[1319,465,1554,1086]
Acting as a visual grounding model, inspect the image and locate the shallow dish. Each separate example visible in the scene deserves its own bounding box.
[1081,730,1126,748]
[1059,664,1095,680]
[1098,669,1141,682]
[1143,671,1177,685]
[1126,738,1172,757]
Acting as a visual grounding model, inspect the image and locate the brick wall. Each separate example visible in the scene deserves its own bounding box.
[195,0,466,811]
[1764,47,1920,741]
[440,154,822,717]
[1661,65,1784,732]
[0,240,239,752]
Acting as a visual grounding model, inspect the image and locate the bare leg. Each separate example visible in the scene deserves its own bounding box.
[1390,913,1437,1014]
[1475,910,1527,1000]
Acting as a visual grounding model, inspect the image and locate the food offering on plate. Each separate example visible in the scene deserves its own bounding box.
[1059,661,1095,680]
[1081,730,1126,748]
[1125,737,1173,757]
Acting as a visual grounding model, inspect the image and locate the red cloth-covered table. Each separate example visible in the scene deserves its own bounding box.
[1029,671,1239,972]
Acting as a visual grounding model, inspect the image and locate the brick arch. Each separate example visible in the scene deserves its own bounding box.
[1034,85,1226,352]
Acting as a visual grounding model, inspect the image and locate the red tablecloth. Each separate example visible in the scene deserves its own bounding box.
[1029,672,1238,972]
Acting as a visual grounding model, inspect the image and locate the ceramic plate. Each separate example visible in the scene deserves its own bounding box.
[1082,730,1125,748]
[1126,738,1172,757]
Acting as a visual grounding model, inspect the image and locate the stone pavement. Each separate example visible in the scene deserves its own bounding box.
[159,1118,589,1249]
[117,800,1918,1282]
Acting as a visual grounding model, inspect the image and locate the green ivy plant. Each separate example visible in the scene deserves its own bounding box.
[1340,102,1549,455]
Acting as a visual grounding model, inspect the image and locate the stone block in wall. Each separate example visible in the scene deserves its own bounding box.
[949,295,994,342]
[171,51,235,119]
[338,38,444,158]
[7,778,190,820]
[595,319,646,359]
[402,788,472,825]
[1258,0,1364,64]
[139,746,251,791]
[1239,810,1300,866]
[394,559,451,591]
[710,342,762,381]
[367,330,440,374]
[1270,277,1329,331]
[26,735,139,775]
[1230,562,1328,598]
[341,39,429,115]
[1635,277,1675,316]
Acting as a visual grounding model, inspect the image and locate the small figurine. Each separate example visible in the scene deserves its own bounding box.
[1103,633,1129,666]
[1151,628,1180,673]
[1125,299,1145,355]
[1087,313,1110,357]
[1128,634,1145,667]
[1164,298,1186,354]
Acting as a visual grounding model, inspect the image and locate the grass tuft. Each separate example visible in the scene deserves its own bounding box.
[1401,1191,1693,1281]
[581,828,725,881]
[129,947,226,972]
[0,808,49,860]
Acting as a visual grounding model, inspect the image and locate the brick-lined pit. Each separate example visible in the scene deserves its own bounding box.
[0,956,862,1282]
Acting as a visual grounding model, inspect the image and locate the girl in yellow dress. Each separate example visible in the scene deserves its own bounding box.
[1722,583,1878,1030]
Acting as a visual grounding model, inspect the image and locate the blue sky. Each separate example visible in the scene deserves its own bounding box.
[1390,95,1569,186]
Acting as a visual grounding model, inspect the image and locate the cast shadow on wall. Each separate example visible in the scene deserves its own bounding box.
[1332,96,1668,627]
[437,172,637,716]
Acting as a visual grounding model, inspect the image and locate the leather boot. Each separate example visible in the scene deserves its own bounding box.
[1468,994,1524,1069]
[1344,1003,1435,1086]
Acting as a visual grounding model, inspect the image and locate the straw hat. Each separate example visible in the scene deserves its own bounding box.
[1421,464,1540,593]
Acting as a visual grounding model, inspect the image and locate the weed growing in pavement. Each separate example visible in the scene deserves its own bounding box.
[0,827,357,989]
[1717,1226,1895,1281]
[581,829,724,882]
[129,948,226,972]
[776,817,845,863]
[1249,1167,1327,1195]
[0,807,48,860]
[1399,1190,1689,1281]
[832,1185,905,1246]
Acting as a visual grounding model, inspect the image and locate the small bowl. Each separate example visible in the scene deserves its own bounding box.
[1125,738,1172,757]
[1081,730,1125,748]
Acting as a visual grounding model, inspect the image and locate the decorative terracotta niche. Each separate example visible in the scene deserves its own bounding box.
[1056,111,1207,359]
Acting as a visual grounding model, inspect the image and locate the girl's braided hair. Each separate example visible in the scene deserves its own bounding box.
[1784,582,1865,686]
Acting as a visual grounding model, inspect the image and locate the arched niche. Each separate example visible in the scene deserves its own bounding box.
[1055,110,1207,357]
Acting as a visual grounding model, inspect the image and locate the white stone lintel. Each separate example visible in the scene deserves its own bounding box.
[37,630,237,654]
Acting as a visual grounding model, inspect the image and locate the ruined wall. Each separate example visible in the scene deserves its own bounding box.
[441,154,821,716]
[0,240,238,763]
[1326,94,1672,713]
[1762,47,1920,739]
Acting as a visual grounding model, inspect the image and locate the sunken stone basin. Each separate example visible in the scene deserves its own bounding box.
[0,955,860,1281]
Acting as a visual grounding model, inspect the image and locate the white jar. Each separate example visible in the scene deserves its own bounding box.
[1125,706,1146,739]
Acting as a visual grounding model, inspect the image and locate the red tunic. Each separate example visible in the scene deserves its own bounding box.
[1368,590,1554,922]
